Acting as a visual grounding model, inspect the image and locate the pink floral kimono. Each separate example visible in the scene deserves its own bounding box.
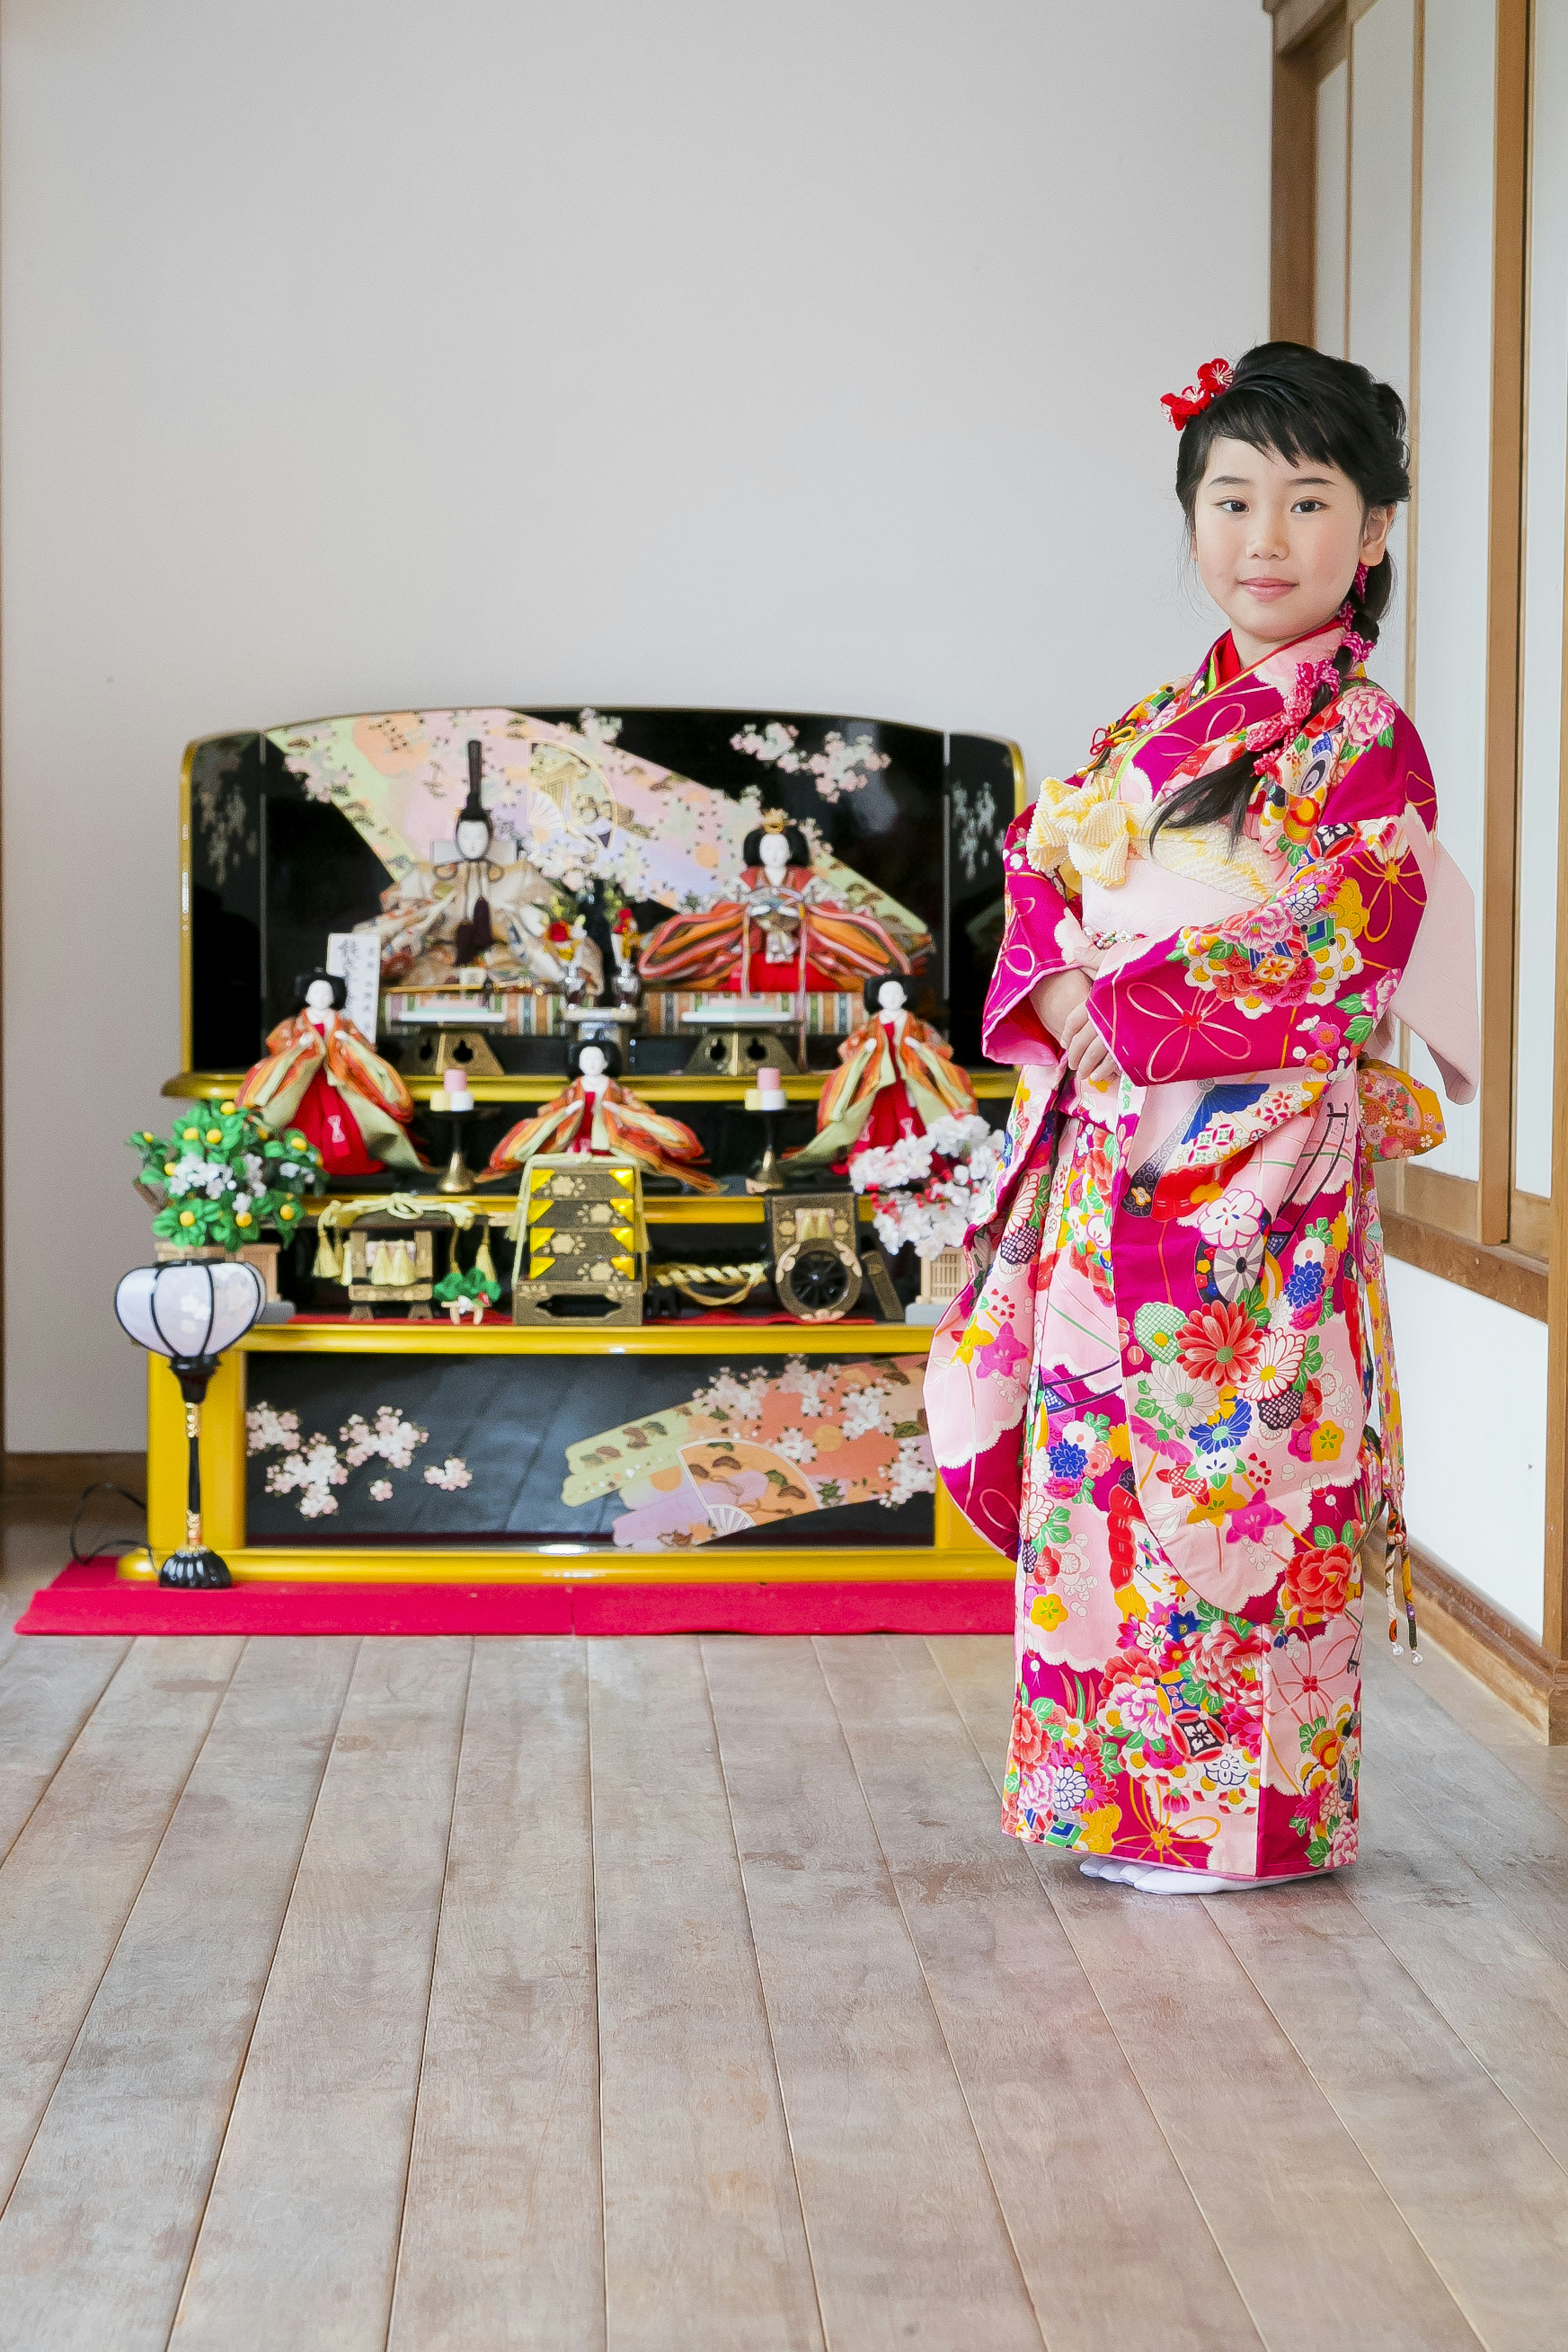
[926,620,1478,1879]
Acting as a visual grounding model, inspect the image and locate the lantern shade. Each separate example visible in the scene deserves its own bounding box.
[115,1258,265,1362]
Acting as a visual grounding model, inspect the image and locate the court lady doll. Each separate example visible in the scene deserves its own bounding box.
[485,1039,719,1193]
[925,344,1478,1893]
[237,972,423,1175]
[795,975,980,1170]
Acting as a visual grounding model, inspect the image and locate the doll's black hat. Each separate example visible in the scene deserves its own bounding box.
[461,738,489,831]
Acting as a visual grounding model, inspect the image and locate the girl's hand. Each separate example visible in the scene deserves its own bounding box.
[1061,996,1119,1088]
[1031,967,1092,1043]
[1031,968,1120,1087]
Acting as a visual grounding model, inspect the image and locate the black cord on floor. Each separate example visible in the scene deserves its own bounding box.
[69,1480,147,1566]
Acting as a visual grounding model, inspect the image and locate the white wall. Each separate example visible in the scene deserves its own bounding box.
[1385,1259,1548,1637]
[1,0,1271,1451]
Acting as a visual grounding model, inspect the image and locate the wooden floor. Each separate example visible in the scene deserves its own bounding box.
[5,1510,1568,2347]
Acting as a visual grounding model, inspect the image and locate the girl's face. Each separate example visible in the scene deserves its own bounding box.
[1191,435,1394,664]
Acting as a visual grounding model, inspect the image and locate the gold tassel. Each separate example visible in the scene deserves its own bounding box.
[474,1227,497,1289]
[312,1221,341,1281]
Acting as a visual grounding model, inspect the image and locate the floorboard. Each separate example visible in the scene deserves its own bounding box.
[929,1635,1482,2351]
[0,1636,243,2212]
[704,1636,1045,2352]
[168,1637,471,2352]
[814,1634,1262,2352]
[1349,1744,1568,2174]
[389,1640,605,2352]
[589,1638,821,2352]
[1209,1875,1568,2350]
[0,1584,22,1676]
[1365,1646,1568,1961]
[0,1636,130,1862]
[1382,1638,1568,1828]
[0,1615,1564,2349]
[0,1639,356,2351]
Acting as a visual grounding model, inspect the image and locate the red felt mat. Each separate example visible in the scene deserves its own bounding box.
[17,1559,1012,1638]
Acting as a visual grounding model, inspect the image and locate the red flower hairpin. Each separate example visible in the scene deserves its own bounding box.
[1161,357,1234,429]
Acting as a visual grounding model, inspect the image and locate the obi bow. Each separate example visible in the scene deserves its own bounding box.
[1026,771,1144,890]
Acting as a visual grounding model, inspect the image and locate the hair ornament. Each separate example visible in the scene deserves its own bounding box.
[1240,649,1352,785]
[761,809,789,832]
[1161,357,1234,430]
[1335,565,1376,667]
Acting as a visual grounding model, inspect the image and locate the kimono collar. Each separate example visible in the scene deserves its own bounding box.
[1182,617,1352,719]
[1026,617,1358,890]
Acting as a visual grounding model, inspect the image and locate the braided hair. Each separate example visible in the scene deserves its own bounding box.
[1150,342,1410,844]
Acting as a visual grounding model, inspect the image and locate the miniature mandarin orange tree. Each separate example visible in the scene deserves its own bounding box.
[127,1100,325,1251]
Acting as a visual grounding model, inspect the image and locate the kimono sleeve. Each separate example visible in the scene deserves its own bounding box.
[980,807,1098,1064]
[1082,706,1435,1087]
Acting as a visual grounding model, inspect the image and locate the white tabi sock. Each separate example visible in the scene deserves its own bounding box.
[1123,1863,1323,1895]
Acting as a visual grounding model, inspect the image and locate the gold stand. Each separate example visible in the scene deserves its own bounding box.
[684,1022,798,1077]
[413,1030,504,1078]
[430,1109,477,1195]
[744,1093,788,1193]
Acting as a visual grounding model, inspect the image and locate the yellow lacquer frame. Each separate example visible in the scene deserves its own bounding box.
[124,1321,1009,1585]
[141,720,1027,1586]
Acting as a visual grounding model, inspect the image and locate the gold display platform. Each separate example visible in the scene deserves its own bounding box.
[160,1068,1018,1105]
[139,1050,1016,1591]
[126,1318,1007,1588]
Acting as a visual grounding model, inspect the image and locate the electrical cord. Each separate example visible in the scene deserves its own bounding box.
[69,1480,147,1566]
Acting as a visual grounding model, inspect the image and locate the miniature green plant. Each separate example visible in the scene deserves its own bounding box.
[127,1099,326,1252]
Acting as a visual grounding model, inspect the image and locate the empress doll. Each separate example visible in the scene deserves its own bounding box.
[925,343,1479,1894]
[236,972,423,1175]
[484,1041,719,1193]
[637,815,927,1010]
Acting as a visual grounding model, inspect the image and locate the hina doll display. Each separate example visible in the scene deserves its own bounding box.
[484,1041,719,1192]
[925,344,1479,1894]
[637,814,927,1010]
[356,739,604,997]
[794,977,979,1168]
[237,973,423,1174]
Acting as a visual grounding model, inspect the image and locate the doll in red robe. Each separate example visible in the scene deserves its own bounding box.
[237,973,423,1175]
[484,1041,718,1192]
[792,976,978,1169]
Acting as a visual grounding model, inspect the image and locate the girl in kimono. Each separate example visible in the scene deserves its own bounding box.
[926,343,1478,1893]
